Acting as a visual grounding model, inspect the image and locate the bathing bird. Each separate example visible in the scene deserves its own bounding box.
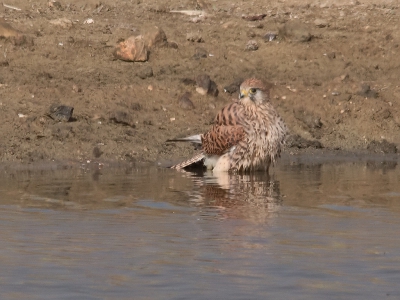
[168,78,288,172]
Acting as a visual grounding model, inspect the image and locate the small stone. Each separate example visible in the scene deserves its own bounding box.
[186,32,204,43]
[193,47,208,59]
[113,35,148,62]
[245,40,259,51]
[93,146,103,158]
[314,18,329,28]
[264,32,277,42]
[242,14,267,21]
[137,66,153,79]
[286,134,323,149]
[357,84,378,98]
[247,30,256,38]
[326,52,336,59]
[48,104,74,122]
[208,80,219,97]
[178,92,195,110]
[144,26,168,49]
[49,18,73,29]
[293,108,322,129]
[196,74,211,95]
[181,78,197,86]
[367,140,397,154]
[223,78,244,95]
[109,111,136,127]
[0,21,21,38]
[130,103,142,111]
[168,41,178,49]
[72,84,81,93]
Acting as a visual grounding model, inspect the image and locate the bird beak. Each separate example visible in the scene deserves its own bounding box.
[239,89,247,99]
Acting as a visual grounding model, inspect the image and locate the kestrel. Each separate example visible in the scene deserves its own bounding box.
[168,78,288,172]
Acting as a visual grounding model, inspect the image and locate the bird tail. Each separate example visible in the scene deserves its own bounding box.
[170,153,205,170]
[166,134,202,144]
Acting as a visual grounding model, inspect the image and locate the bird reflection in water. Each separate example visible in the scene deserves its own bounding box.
[182,170,283,222]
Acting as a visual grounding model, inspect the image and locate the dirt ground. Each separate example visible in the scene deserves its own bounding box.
[0,0,399,166]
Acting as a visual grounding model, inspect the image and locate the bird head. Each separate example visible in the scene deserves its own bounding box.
[239,78,269,106]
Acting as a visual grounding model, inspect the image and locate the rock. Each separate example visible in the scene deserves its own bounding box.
[373,108,391,121]
[223,78,243,94]
[48,104,74,122]
[314,19,329,28]
[49,18,73,29]
[326,52,336,59]
[242,14,267,21]
[178,92,195,110]
[109,111,136,127]
[279,21,312,42]
[72,84,82,93]
[0,20,22,38]
[137,66,153,79]
[93,146,103,158]
[48,1,63,10]
[130,103,142,111]
[193,47,208,59]
[208,80,219,97]
[195,74,219,97]
[367,140,397,154]
[144,26,168,49]
[293,108,322,129]
[0,20,33,46]
[168,41,179,49]
[357,84,378,98]
[181,78,197,86]
[286,134,323,149]
[195,74,211,95]
[264,32,277,42]
[245,40,259,51]
[247,30,256,38]
[186,32,204,43]
[113,35,148,62]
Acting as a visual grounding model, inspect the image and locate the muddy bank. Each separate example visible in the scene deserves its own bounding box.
[0,0,399,164]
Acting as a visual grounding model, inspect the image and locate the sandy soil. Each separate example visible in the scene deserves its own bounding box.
[0,0,399,165]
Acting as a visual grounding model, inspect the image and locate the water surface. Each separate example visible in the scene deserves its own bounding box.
[0,157,399,299]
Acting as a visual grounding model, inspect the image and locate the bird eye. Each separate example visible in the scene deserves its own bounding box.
[249,88,257,94]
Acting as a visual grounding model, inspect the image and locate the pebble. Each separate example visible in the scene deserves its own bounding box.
[223,78,243,94]
[109,111,136,127]
[367,140,397,154]
[48,104,74,122]
[264,32,277,42]
[193,47,208,59]
[242,14,267,21]
[357,84,378,98]
[314,19,329,28]
[195,74,218,97]
[49,18,73,29]
[144,26,169,49]
[195,74,211,95]
[245,40,259,51]
[186,32,204,43]
[93,146,103,158]
[178,92,195,110]
[137,66,153,79]
[113,35,148,62]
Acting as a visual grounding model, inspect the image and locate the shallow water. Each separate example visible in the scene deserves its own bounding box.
[0,157,399,299]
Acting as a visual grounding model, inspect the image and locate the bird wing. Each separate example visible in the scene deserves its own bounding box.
[201,102,248,155]
[202,124,246,155]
